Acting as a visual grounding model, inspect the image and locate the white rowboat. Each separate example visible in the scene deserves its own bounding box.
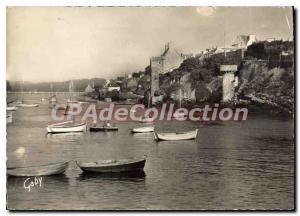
[7,161,69,177]
[154,129,198,141]
[132,126,154,133]
[47,121,87,133]
[18,103,39,107]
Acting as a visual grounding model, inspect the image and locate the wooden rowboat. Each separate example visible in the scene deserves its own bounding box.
[89,125,118,132]
[76,157,146,173]
[132,126,154,133]
[7,161,69,177]
[47,121,87,133]
[154,129,198,141]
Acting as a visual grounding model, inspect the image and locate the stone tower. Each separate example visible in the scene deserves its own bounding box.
[150,56,163,96]
[150,42,185,97]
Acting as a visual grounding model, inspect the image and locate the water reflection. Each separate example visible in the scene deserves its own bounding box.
[78,170,146,182]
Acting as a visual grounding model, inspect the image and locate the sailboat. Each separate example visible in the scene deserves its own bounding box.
[173,88,186,119]
[17,81,39,107]
[46,80,87,133]
[49,83,57,104]
[67,80,78,104]
[64,80,78,115]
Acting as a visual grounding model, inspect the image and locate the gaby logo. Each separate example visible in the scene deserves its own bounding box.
[51,103,248,122]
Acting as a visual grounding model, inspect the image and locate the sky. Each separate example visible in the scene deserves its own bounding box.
[7,7,293,83]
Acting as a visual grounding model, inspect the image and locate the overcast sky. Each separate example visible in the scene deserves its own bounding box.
[7,7,293,82]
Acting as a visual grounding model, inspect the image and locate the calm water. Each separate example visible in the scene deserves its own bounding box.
[7,93,294,210]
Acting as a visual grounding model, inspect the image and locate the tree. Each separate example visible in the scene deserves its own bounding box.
[145,65,151,76]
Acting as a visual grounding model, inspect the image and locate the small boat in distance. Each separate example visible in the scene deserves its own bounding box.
[154,129,198,141]
[47,121,87,133]
[89,121,118,132]
[76,157,146,173]
[18,103,39,108]
[7,161,69,177]
[140,116,153,123]
[132,126,154,133]
[6,106,18,111]
[6,112,13,124]
[89,126,118,132]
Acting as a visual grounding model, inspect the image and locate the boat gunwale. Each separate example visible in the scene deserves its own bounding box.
[48,121,87,128]
[157,129,198,136]
[77,158,146,168]
[7,161,70,170]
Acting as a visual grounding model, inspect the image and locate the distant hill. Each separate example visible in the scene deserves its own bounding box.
[7,78,106,92]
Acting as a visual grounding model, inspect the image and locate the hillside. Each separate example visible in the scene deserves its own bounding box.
[159,40,294,114]
[7,78,106,92]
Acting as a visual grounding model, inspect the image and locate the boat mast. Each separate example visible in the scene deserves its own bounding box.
[69,80,73,102]
[50,83,53,96]
[179,88,182,108]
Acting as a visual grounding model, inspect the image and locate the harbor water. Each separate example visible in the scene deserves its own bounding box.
[6,93,294,210]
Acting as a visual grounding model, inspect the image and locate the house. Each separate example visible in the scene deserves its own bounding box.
[233,34,257,49]
[150,42,186,96]
[107,85,120,92]
[104,80,121,92]
[84,84,94,93]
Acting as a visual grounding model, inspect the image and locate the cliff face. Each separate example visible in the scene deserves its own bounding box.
[239,62,293,114]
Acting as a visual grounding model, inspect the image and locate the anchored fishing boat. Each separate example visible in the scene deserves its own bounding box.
[7,161,69,177]
[132,126,154,133]
[46,121,87,133]
[6,106,18,111]
[154,129,198,141]
[76,157,146,173]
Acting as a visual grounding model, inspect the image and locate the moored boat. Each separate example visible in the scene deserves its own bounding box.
[18,103,39,108]
[6,106,18,111]
[46,121,87,133]
[154,129,198,141]
[140,116,153,123]
[6,112,13,124]
[76,157,146,173]
[7,161,69,177]
[89,125,119,132]
[132,126,154,133]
